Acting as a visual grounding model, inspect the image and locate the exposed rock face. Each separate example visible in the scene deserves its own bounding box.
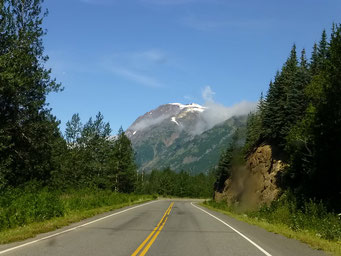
[215,144,286,209]
[125,103,247,174]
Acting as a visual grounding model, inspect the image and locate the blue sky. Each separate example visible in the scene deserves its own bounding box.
[44,0,341,134]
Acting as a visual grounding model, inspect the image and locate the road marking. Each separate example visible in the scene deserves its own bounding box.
[131,203,172,256]
[0,200,158,255]
[131,202,174,256]
[191,202,272,256]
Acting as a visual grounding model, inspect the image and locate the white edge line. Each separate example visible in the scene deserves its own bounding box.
[191,202,272,256]
[0,200,157,255]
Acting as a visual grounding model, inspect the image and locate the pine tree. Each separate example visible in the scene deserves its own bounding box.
[65,113,82,146]
[113,127,136,193]
[244,92,265,152]
[285,48,309,132]
[0,0,62,186]
[263,72,287,145]
[310,30,329,75]
[310,43,319,76]
[262,45,307,147]
[312,25,341,208]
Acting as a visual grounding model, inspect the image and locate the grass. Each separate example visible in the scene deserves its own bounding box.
[202,198,341,256]
[0,186,154,244]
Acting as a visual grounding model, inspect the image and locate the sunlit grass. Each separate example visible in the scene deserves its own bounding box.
[0,188,153,244]
[202,200,341,256]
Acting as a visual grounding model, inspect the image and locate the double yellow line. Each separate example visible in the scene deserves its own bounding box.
[131,202,174,256]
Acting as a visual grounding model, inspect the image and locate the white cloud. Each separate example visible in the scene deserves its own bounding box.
[79,0,114,4]
[138,49,167,64]
[202,86,215,102]
[102,49,168,88]
[140,0,198,5]
[131,114,172,131]
[183,15,229,31]
[192,86,256,134]
[109,66,163,88]
[182,15,273,32]
[183,95,193,101]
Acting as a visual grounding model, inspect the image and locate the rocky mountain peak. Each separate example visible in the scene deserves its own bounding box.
[125,102,247,174]
[125,103,205,140]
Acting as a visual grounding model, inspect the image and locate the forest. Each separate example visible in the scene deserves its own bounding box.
[0,0,214,239]
[1,0,341,251]
[216,24,341,211]
[212,23,341,252]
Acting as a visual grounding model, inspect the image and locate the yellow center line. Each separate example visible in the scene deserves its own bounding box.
[131,202,174,256]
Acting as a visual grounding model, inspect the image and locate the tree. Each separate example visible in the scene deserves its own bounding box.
[312,25,341,209]
[214,131,244,193]
[0,0,62,186]
[65,113,82,146]
[244,92,265,153]
[53,112,114,189]
[113,127,136,193]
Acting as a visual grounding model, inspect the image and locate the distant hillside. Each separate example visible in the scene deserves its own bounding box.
[126,103,247,174]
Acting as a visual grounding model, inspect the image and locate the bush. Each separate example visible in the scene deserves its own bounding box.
[205,193,341,242]
[0,185,64,230]
[0,185,151,232]
[251,195,341,241]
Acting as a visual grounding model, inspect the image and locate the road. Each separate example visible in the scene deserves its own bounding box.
[0,200,326,256]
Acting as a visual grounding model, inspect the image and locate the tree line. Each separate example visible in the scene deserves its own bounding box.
[0,0,140,193]
[216,24,341,211]
[135,168,215,198]
[0,0,214,197]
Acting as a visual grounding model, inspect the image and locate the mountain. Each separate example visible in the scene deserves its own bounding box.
[126,103,247,174]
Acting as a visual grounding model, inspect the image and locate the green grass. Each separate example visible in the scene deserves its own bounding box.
[0,187,154,244]
[202,198,341,256]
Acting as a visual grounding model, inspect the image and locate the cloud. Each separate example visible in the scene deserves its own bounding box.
[138,49,167,64]
[102,49,168,88]
[79,0,114,5]
[183,16,229,31]
[140,0,223,5]
[140,0,198,5]
[192,86,256,135]
[183,95,193,101]
[131,114,173,131]
[132,49,168,67]
[182,15,272,32]
[202,86,215,102]
[109,66,163,88]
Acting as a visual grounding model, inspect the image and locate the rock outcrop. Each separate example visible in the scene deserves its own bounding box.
[215,144,286,209]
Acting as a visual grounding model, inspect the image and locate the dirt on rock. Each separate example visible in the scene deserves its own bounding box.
[215,144,286,210]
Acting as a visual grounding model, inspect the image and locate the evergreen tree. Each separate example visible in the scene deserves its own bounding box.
[113,127,136,193]
[0,0,62,186]
[244,92,265,152]
[263,72,287,145]
[65,113,82,146]
[310,43,319,76]
[285,48,310,134]
[312,25,341,208]
[54,112,114,189]
[214,132,244,193]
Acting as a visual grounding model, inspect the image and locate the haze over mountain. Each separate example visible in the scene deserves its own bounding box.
[126,101,253,173]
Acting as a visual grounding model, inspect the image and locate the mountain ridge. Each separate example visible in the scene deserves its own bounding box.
[126,103,247,174]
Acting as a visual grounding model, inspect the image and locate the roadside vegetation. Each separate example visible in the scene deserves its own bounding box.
[0,0,215,244]
[212,24,341,255]
[203,197,341,255]
[0,185,153,244]
[0,0,153,243]
[136,168,215,198]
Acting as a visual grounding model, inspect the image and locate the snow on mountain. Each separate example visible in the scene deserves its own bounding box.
[169,103,205,112]
[124,102,248,174]
[126,103,205,137]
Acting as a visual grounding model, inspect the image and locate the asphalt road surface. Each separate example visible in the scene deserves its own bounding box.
[0,200,326,256]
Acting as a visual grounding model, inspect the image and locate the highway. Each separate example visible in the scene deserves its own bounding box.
[0,200,326,256]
